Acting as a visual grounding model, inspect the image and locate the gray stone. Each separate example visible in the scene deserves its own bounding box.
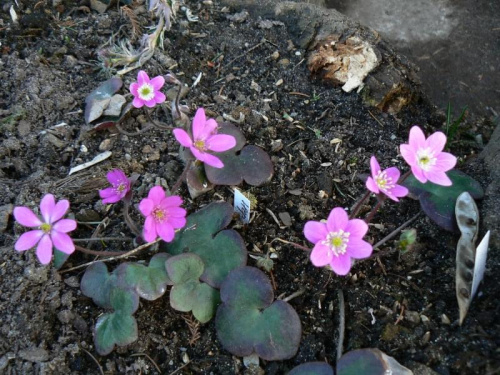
[18,348,49,362]
[0,204,13,233]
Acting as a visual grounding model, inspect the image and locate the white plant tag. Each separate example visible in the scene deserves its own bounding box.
[471,230,491,299]
[234,189,250,223]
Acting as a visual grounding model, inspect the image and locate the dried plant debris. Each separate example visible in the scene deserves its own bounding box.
[308,36,380,93]
[455,192,491,325]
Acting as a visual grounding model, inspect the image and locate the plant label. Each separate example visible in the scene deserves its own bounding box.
[234,189,250,223]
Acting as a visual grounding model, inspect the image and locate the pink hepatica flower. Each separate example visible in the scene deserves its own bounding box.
[13,194,77,265]
[173,108,236,168]
[400,126,457,186]
[99,169,131,204]
[304,207,372,276]
[366,156,408,202]
[130,70,166,108]
[139,186,187,243]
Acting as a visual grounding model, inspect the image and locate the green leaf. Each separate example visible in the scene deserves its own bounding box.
[402,170,484,231]
[204,123,274,186]
[116,253,172,301]
[167,254,220,323]
[288,362,334,375]
[80,262,118,309]
[53,249,71,270]
[164,202,247,288]
[337,348,412,375]
[215,267,301,361]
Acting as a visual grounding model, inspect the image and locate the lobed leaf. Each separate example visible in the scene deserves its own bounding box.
[164,202,247,288]
[402,170,484,231]
[116,253,172,301]
[167,253,220,323]
[53,249,71,270]
[288,362,334,375]
[215,267,301,361]
[80,262,118,309]
[84,78,123,124]
[336,348,412,375]
[204,123,273,186]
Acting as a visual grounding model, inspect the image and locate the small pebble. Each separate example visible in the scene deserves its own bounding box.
[441,314,451,324]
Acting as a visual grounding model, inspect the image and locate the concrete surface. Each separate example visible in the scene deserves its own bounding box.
[325,0,500,119]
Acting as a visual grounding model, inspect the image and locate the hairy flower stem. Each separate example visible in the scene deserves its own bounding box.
[146,109,173,130]
[273,238,311,252]
[349,190,371,219]
[123,201,142,237]
[73,237,134,242]
[170,159,192,195]
[365,198,385,224]
[75,245,128,257]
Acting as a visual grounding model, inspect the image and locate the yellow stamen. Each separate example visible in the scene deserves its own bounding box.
[40,223,51,233]
[194,140,206,151]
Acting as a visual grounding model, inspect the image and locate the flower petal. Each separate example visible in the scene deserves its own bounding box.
[107,169,127,185]
[347,238,373,259]
[310,243,332,267]
[36,235,53,265]
[163,195,183,208]
[303,221,328,244]
[326,207,348,232]
[164,207,186,218]
[137,70,150,85]
[150,75,165,90]
[52,219,77,233]
[411,165,427,183]
[40,194,56,223]
[154,91,166,105]
[138,199,153,218]
[192,108,207,140]
[102,195,121,205]
[143,216,157,242]
[173,129,193,148]
[198,118,218,141]
[370,156,381,176]
[130,82,139,96]
[390,185,409,198]
[51,199,69,223]
[400,144,417,167]
[191,148,224,168]
[148,186,166,205]
[51,231,75,254]
[169,216,187,229]
[132,97,144,108]
[365,177,380,194]
[330,254,352,276]
[425,170,452,186]
[408,126,426,149]
[157,222,175,242]
[384,167,401,182]
[15,230,43,251]
[426,131,447,153]
[206,134,237,152]
[345,218,369,238]
[435,152,457,171]
[13,207,42,227]
[144,98,157,108]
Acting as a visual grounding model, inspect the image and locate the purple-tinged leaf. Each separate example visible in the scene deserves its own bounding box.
[216,266,301,361]
[85,78,123,124]
[164,202,247,288]
[337,348,412,375]
[81,262,118,309]
[288,362,334,375]
[402,170,483,231]
[186,161,215,199]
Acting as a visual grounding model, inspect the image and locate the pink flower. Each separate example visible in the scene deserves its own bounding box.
[304,207,372,276]
[139,186,187,243]
[99,169,132,204]
[366,156,409,202]
[130,70,166,108]
[173,108,236,168]
[13,194,77,265]
[400,126,457,186]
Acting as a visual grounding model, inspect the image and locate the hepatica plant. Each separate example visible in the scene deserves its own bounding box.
[10,66,483,368]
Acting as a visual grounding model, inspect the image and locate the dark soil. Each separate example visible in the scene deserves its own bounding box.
[0,1,498,374]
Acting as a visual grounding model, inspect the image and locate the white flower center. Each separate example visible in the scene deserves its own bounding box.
[138,83,155,101]
[322,230,350,257]
[416,148,437,171]
[375,170,395,192]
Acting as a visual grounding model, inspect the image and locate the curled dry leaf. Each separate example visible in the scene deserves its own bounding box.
[455,192,490,325]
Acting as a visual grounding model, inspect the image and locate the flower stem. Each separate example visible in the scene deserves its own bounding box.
[365,197,385,224]
[146,109,173,130]
[398,170,412,184]
[170,159,192,195]
[115,122,154,136]
[73,237,134,242]
[273,238,311,252]
[75,245,128,257]
[123,201,142,237]
[349,190,371,219]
